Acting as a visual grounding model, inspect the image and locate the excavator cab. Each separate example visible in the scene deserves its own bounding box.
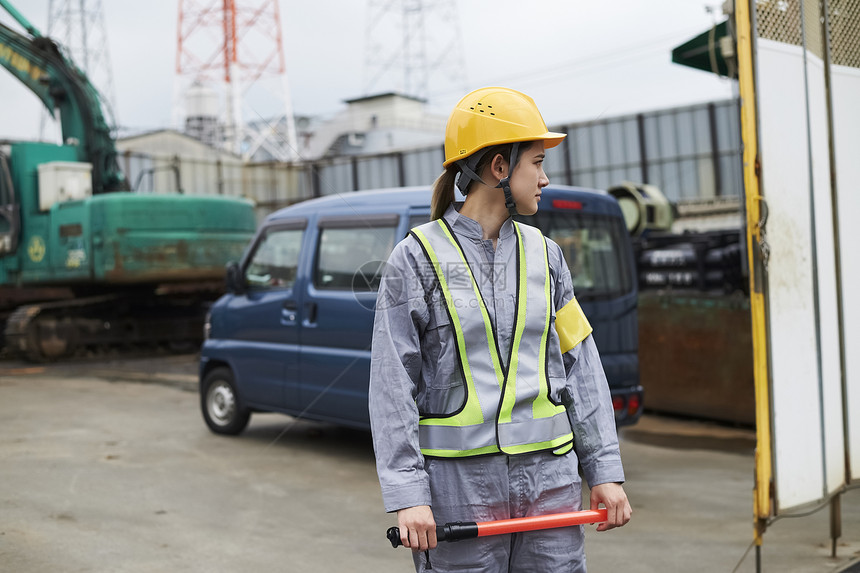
[0,149,20,256]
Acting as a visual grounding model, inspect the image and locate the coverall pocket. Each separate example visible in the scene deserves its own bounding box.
[424,302,461,390]
[418,302,467,416]
[537,452,582,514]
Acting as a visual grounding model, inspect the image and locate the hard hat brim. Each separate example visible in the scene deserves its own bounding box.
[443,131,567,168]
[542,132,567,149]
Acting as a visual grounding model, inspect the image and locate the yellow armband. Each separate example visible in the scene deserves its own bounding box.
[555,297,592,353]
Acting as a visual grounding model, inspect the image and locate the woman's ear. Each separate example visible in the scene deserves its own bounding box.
[488,153,508,183]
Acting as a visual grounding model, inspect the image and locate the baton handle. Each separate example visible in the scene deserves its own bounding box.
[387,522,479,548]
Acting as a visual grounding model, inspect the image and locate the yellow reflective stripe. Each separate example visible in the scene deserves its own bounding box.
[412,227,485,427]
[420,444,501,458]
[501,433,574,455]
[415,221,573,457]
[532,229,560,420]
[498,223,529,424]
[436,221,505,390]
[553,441,573,455]
[556,297,592,353]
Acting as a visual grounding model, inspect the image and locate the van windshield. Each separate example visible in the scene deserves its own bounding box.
[522,211,633,301]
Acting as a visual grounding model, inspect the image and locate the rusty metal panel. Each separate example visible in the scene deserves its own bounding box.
[638,292,754,425]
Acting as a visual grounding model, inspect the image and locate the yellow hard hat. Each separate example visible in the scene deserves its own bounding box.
[442,87,566,167]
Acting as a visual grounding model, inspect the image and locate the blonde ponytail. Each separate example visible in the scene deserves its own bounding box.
[430,166,458,220]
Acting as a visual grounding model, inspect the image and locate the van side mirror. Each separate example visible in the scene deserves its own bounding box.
[225,261,245,294]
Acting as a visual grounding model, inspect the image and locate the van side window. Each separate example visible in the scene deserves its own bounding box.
[245,228,304,289]
[523,212,632,300]
[315,225,398,290]
[408,214,430,230]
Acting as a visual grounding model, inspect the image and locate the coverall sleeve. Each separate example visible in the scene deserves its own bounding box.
[368,240,433,513]
[548,240,626,488]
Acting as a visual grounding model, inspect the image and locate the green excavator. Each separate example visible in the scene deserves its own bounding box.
[0,1,256,360]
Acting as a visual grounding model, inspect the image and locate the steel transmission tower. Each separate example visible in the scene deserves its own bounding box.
[175,0,299,161]
[42,0,118,140]
[363,0,466,100]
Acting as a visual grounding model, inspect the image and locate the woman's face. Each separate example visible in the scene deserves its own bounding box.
[509,141,550,216]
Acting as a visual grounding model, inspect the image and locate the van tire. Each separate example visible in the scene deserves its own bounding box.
[201,367,250,435]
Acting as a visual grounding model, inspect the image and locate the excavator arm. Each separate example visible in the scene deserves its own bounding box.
[0,0,126,193]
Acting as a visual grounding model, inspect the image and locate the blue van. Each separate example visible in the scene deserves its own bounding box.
[199,186,642,435]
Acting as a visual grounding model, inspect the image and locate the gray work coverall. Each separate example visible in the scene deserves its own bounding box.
[369,205,625,572]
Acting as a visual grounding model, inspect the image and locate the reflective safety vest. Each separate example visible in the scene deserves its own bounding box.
[410,218,575,458]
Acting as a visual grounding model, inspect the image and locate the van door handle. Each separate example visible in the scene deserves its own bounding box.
[282,299,298,322]
[304,302,317,324]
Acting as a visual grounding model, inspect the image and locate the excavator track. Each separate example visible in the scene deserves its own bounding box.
[3,292,208,362]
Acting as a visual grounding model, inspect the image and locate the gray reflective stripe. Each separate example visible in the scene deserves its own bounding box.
[497,411,572,447]
[418,419,497,452]
[505,223,551,425]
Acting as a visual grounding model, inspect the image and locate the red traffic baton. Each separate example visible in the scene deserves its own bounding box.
[387,508,607,548]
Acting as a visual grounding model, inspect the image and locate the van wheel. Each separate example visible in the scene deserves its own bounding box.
[201,367,250,435]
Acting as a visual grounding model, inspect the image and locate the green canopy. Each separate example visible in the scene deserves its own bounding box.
[671,20,734,78]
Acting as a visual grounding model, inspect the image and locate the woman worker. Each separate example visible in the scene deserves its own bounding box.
[369,86,631,572]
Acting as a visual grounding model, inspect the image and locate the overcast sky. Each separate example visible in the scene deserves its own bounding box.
[0,0,736,141]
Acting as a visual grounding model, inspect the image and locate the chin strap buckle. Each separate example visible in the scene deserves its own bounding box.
[499,177,517,217]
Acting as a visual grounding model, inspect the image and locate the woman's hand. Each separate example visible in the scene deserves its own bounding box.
[590,482,632,531]
[397,505,437,551]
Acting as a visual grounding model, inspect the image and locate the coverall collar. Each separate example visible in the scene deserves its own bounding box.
[444,203,517,241]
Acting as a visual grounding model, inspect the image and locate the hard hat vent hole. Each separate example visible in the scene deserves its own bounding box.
[470,107,474,110]
[490,113,495,116]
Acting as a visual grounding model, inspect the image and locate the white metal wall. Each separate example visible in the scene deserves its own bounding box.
[829,1,860,482]
[755,0,853,513]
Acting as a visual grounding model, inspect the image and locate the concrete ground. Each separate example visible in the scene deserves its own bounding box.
[1,356,859,572]
[596,417,860,572]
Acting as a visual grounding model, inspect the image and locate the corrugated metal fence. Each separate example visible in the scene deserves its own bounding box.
[120,99,742,222]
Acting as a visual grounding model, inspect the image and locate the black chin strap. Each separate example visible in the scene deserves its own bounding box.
[497,142,521,217]
[499,177,516,216]
[455,148,490,196]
